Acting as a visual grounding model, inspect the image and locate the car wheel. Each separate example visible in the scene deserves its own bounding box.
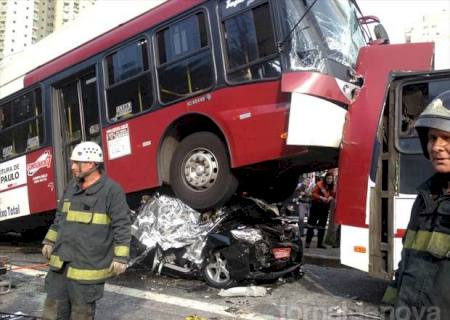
[170,132,238,209]
[203,251,234,289]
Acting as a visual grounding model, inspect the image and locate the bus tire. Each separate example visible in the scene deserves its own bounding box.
[169,132,238,209]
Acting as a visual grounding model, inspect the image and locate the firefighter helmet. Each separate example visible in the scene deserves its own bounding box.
[415,90,450,159]
[70,141,104,163]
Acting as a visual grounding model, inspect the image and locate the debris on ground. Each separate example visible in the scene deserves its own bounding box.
[218,285,267,297]
[0,256,11,295]
[184,315,208,320]
[0,312,37,320]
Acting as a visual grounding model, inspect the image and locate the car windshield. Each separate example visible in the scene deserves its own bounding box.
[278,0,366,72]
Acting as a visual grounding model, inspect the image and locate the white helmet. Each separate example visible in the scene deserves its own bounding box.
[70,141,104,163]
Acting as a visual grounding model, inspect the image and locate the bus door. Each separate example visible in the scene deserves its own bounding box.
[54,68,101,190]
[371,70,450,278]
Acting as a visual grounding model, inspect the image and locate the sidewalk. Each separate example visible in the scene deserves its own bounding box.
[302,237,341,268]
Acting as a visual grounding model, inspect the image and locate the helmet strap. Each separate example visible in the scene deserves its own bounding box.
[76,163,100,182]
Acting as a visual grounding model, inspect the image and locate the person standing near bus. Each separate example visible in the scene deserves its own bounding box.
[41,141,131,320]
[305,171,335,249]
[297,177,313,237]
[382,91,450,318]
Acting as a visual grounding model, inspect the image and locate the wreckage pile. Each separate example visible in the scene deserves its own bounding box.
[130,194,220,267]
[129,195,303,288]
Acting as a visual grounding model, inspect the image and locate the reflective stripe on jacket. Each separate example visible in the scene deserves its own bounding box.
[382,174,450,316]
[44,174,131,284]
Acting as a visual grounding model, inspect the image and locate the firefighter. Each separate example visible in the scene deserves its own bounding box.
[382,91,450,318]
[305,171,335,249]
[41,141,131,320]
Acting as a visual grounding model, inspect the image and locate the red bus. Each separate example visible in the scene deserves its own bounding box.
[0,0,423,235]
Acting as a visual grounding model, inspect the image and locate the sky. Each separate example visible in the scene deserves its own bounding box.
[358,0,450,43]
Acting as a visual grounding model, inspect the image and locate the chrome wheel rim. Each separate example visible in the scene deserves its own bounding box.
[182,147,219,191]
[205,252,230,285]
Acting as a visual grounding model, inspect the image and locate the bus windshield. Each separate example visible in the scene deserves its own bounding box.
[278,0,366,73]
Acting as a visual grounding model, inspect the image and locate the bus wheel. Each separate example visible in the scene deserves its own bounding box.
[170,132,238,209]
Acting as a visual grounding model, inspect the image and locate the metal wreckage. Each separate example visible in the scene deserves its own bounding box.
[129,195,304,288]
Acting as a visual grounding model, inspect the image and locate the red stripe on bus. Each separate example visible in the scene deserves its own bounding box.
[24,0,205,87]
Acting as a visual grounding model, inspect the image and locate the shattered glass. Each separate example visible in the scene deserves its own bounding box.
[279,0,366,72]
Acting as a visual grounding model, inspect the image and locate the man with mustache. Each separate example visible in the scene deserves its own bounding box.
[382,91,450,319]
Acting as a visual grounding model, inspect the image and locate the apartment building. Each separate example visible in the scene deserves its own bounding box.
[405,8,450,69]
[0,0,95,62]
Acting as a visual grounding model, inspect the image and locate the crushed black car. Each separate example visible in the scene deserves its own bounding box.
[130,195,303,288]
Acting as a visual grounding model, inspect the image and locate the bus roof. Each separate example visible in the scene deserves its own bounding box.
[0,0,205,100]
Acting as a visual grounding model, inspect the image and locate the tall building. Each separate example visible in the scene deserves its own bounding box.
[405,8,450,69]
[0,0,96,62]
[54,0,96,31]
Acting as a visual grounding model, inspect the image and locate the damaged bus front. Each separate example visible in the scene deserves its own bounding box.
[280,0,367,168]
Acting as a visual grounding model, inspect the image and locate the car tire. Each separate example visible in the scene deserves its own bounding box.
[170,132,238,209]
[203,250,234,289]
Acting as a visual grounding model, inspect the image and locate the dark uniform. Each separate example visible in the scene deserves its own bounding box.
[382,90,450,319]
[382,174,450,319]
[42,174,131,319]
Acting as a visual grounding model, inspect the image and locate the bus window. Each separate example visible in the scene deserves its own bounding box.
[220,2,280,83]
[80,74,101,143]
[105,39,153,121]
[397,80,450,154]
[0,88,44,160]
[0,102,13,159]
[0,102,12,130]
[60,82,83,143]
[156,12,213,103]
[399,84,427,138]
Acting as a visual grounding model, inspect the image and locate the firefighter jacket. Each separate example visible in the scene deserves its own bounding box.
[43,174,131,284]
[382,173,450,317]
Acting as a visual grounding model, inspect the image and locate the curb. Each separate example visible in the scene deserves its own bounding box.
[303,253,343,268]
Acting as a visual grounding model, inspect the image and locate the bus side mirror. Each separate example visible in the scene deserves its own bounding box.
[359,16,390,45]
[374,24,390,44]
